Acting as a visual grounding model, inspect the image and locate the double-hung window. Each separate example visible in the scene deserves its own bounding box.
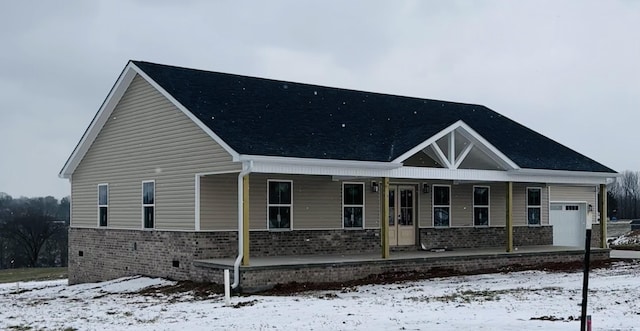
[473,186,489,226]
[343,183,364,228]
[142,181,155,229]
[268,180,292,230]
[98,184,108,227]
[527,187,542,225]
[433,185,450,227]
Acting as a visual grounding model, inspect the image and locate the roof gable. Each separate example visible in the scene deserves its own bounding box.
[58,62,239,178]
[393,120,520,171]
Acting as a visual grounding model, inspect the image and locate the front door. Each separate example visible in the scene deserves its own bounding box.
[388,185,416,246]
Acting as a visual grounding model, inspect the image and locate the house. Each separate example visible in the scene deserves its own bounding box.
[60,61,617,289]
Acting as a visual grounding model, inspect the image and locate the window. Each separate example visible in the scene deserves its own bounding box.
[268,180,292,229]
[143,181,155,228]
[473,186,489,226]
[343,183,364,228]
[527,187,542,225]
[433,185,450,227]
[98,184,108,227]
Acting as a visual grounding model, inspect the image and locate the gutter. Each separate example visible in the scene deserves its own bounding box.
[231,160,253,289]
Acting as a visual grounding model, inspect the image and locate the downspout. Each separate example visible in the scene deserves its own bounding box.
[231,160,253,289]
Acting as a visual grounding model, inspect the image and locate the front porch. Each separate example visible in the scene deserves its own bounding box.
[194,245,610,292]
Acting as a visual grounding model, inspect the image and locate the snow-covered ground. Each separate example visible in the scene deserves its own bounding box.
[2,262,639,331]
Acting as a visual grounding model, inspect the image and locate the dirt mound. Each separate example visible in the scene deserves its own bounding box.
[610,230,640,251]
[260,259,615,295]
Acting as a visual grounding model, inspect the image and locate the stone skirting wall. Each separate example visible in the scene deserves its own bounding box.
[70,225,598,285]
[68,228,238,284]
[68,228,381,284]
[234,249,610,292]
[419,226,553,249]
[249,229,381,256]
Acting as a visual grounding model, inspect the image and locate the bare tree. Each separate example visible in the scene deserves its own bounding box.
[0,193,69,268]
[0,214,64,267]
[609,170,640,219]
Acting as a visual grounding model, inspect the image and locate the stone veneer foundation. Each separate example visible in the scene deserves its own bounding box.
[419,226,554,249]
[68,228,380,284]
[69,225,603,286]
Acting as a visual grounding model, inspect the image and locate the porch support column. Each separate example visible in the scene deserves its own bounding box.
[381,177,390,259]
[599,184,607,249]
[242,175,250,266]
[506,182,514,252]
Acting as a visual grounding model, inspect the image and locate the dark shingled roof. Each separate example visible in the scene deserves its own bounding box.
[132,61,615,173]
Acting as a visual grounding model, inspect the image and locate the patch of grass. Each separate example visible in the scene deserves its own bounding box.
[0,267,67,283]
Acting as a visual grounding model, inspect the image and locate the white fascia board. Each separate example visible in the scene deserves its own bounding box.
[238,154,401,170]
[249,161,611,185]
[130,63,240,161]
[391,167,611,185]
[511,168,620,178]
[59,63,138,178]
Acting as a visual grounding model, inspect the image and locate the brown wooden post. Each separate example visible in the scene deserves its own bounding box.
[381,177,390,259]
[506,182,514,252]
[599,184,607,248]
[242,175,250,266]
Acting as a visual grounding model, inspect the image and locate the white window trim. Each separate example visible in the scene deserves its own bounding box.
[342,182,365,229]
[142,180,155,229]
[432,184,451,227]
[473,185,490,227]
[267,179,293,231]
[526,187,542,226]
[97,183,108,227]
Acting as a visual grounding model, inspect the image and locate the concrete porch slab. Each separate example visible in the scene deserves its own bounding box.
[193,246,610,292]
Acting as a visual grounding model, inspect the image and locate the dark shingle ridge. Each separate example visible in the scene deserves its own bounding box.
[131,60,616,173]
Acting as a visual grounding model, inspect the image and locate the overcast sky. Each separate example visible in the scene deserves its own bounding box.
[1,0,638,199]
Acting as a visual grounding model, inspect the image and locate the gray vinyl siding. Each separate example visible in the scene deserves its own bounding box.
[513,183,549,226]
[418,187,431,227]
[489,184,507,226]
[215,173,380,231]
[200,173,238,231]
[249,174,343,230]
[364,185,380,229]
[450,184,473,227]
[416,181,545,227]
[248,175,267,230]
[71,74,240,230]
[549,185,597,222]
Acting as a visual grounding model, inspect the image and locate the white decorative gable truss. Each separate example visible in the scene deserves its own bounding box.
[392,120,519,171]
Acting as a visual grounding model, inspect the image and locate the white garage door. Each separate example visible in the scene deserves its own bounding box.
[549,203,585,247]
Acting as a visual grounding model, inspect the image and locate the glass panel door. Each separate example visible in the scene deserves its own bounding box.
[397,186,415,246]
[388,187,397,246]
[387,185,415,246]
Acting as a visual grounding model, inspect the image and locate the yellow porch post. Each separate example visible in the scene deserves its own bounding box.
[381,177,390,259]
[506,182,513,252]
[242,175,250,266]
[599,184,608,249]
